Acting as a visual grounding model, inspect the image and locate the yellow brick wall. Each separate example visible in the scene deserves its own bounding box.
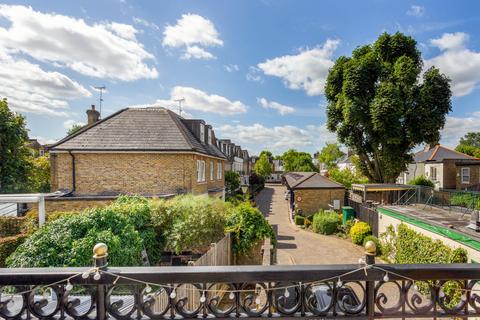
[31,199,113,213]
[294,188,345,215]
[50,152,225,196]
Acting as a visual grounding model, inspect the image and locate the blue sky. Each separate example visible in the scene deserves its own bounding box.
[1,0,480,155]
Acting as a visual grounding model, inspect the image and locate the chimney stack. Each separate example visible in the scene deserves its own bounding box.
[86,104,100,125]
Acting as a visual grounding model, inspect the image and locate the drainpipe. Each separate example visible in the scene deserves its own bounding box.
[68,150,76,195]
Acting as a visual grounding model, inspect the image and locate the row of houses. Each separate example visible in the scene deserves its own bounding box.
[29,105,254,213]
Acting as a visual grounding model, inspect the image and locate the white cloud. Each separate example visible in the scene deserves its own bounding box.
[133,17,159,31]
[217,123,337,154]
[440,112,480,147]
[63,119,85,129]
[258,39,340,96]
[0,52,91,116]
[30,136,58,145]
[0,4,158,81]
[163,14,223,60]
[257,97,295,115]
[246,66,263,82]
[425,32,480,96]
[181,45,215,60]
[224,64,239,72]
[407,5,425,17]
[155,86,247,116]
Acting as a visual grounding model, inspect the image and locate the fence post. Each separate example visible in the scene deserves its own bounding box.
[365,240,376,320]
[93,243,108,320]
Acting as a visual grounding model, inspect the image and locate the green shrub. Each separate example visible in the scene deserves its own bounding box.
[0,217,24,237]
[394,223,467,264]
[450,193,480,210]
[363,235,382,256]
[409,175,434,187]
[225,202,275,254]
[151,195,229,254]
[312,211,342,235]
[294,215,305,226]
[7,208,145,267]
[0,234,27,267]
[350,221,372,245]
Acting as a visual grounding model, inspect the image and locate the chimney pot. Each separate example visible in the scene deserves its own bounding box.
[91,104,96,110]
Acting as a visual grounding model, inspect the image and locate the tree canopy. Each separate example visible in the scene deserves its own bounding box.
[317,143,345,170]
[455,132,480,158]
[281,149,317,172]
[67,124,84,136]
[225,170,241,195]
[254,153,273,178]
[0,99,33,193]
[325,32,452,182]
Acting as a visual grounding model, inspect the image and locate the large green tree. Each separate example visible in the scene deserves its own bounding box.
[254,153,273,178]
[0,99,33,193]
[325,32,452,182]
[317,143,345,170]
[281,149,317,172]
[455,132,480,158]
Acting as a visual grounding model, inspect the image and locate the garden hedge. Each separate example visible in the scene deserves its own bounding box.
[350,221,372,245]
[0,217,25,237]
[0,234,28,267]
[312,211,341,235]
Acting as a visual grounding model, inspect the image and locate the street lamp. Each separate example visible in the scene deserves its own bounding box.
[241,185,249,194]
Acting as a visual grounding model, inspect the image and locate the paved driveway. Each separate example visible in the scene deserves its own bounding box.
[256,184,367,265]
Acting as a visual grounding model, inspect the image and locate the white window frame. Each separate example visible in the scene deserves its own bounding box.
[207,128,212,145]
[200,124,205,143]
[210,161,214,181]
[461,167,470,184]
[430,167,437,181]
[197,160,202,182]
[217,162,222,180]
[201,160,206,182]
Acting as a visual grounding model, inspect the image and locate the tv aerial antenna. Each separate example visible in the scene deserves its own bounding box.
[174,98,185,116]
[94,85,106,116]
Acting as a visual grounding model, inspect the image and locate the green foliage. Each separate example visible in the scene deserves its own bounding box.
[225,170,241,195]
[328,167,369,188]
[317,143,345,170]
[363,235,382,256]
[281,149,318,172]
[0,99,33,193]
[350,221,372,245]
[394,223,467,264]
[379,225,396,262]
[455,143,480,158]
[27,155,51,192]
[259,150,273,160]
[254,153,273,178]
[150,195,229,254]
[312,211,342,235]
[325,32,452,183]
[0,234,27,267]
[450,193,480,210]
[67,124,84,136]
[459,132,480,148]
[0,217,24,237]
[8,210,145,267]
[294,215,305,226]
[225,202,275,254]
[408,175,434,187]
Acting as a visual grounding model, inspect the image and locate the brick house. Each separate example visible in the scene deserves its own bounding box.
[47,107,227,212]
[398,144,480,190]
[284,172,345,215]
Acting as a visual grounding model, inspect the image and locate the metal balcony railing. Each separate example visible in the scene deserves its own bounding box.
[2,243,480,319]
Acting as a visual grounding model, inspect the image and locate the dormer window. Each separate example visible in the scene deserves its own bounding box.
[207,128,212,145]
[200,124,205,143]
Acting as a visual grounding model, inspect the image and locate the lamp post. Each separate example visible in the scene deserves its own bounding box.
[241,185,249,194]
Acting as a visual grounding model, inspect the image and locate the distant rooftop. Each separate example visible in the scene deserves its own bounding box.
[414,144,477,162]
[284,172,344,189]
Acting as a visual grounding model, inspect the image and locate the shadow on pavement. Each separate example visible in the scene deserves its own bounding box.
[255,187,274,217]
[277,235,295,241]
[276,242,298,249]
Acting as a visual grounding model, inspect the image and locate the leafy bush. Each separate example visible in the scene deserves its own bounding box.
[151,195,229,254]
[450,193,480,210]
[0,234,27,267]
[225,202,275,254]
[294,215,305,226]
[363,235,382,256]
[7,209,145,267]
[409,175,434,187]
[350,221,372,245]
[312,211,342,235]
[225,170,241,195]
[394,223,467,264]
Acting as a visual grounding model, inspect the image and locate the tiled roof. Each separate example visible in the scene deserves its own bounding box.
[50,107,226,159]
[284,172,344,189]
[414,145,477,162]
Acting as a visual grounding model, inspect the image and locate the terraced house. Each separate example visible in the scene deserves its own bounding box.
[46,106,227,212]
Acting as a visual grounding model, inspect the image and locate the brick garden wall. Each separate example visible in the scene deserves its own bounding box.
[294,188,345,215]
